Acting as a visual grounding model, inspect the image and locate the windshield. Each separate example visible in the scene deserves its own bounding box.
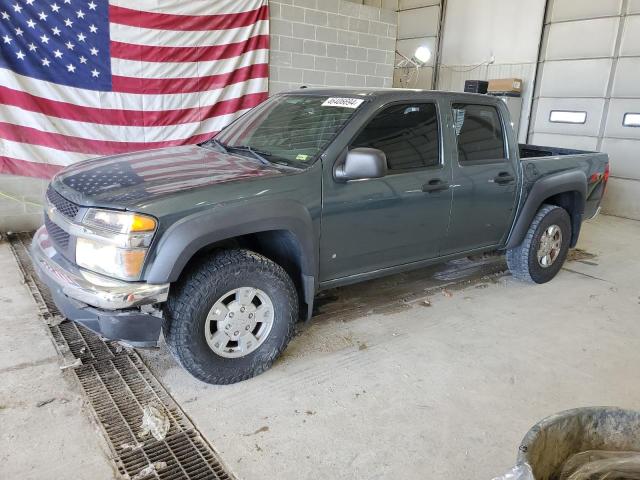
[211,94,364,167]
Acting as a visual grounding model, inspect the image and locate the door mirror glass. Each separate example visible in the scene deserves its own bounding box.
[335,148,388,181]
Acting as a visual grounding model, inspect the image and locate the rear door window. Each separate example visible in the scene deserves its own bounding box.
[452,103,506,165]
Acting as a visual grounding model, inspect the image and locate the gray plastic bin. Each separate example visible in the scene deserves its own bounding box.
[516,407,640,480]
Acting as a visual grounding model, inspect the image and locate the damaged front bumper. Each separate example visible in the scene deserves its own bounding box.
[30,226,169,347]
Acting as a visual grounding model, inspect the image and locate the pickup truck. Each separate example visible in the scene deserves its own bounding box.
[31,89,609,384]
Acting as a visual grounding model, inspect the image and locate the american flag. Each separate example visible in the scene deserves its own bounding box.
[0,0,269,178]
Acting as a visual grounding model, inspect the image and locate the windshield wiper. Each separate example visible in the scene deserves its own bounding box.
[226,145,272,166]
[200,137,228,152]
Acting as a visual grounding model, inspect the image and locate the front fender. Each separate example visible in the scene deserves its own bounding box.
[505,170,587,249]
[143,200,318,284]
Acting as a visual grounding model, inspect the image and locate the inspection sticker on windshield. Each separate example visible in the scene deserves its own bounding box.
[322,97,364,109]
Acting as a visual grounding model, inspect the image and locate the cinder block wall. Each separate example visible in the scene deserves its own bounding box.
[268,0,398,93]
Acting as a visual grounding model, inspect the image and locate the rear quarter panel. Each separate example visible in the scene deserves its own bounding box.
[520,152,609,219]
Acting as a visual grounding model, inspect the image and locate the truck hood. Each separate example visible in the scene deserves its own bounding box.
[51,145,288,209]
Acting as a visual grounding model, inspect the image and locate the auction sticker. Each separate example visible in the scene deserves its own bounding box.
[322,97,364,109]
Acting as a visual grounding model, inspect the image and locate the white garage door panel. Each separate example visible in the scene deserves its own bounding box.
[550,0,622,22]
[628,0,640,14]
[619,15,640,56]
[602,177,640,218]
[545,18,619,60]
[531,133,599,151]
[539,59,612,98]
[604,99,640,140]
[398,6,440,39]
[534,98,605,136]
[601,138,640,179]
[611,57,640,97]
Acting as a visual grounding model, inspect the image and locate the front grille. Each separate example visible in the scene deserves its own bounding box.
[46,185,79,219]
[45,215,70,249]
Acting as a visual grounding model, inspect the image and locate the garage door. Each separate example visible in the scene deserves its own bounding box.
[529,0,640,220]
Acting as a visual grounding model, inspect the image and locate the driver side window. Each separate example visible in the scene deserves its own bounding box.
[351,103,440,171]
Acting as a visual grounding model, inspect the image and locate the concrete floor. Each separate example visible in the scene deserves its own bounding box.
[141,214,640,480]
[1,214,639,479]
[0,242,116,480]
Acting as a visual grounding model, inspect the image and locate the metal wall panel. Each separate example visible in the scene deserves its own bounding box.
[611,57,640,97]
[398,0,439,9]
[629,0,640,14]
[601,138,640,179]
[539,59,612,97]
[531,133,599,151]
[604,98,640,140]
[398,5,440,39]
[545,18,619,60]
[393,1,441,89]
[533,98,605,136]
[619,15,640,56]
[550,0,623,22]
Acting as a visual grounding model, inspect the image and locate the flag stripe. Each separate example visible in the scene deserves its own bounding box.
[109,4,269,32]
[110,34,269,63]
[109,0,262,16]
[0,72,267,111]
[110,49,268,80]
[1,138,98,166]
[0,122,218,155]
[0,85,266,127]
[111,62,268,94]
[109,19,268,48]
[2,102,251,142]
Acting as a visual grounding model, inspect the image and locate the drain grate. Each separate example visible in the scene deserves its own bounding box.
[9,233,235,480]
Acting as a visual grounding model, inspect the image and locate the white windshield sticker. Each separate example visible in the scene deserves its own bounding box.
[322,97,364,109]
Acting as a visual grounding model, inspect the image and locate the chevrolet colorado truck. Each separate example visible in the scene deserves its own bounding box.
[31,89,610,384]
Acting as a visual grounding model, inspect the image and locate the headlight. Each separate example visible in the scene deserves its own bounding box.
[84,209,156,234]
[76,209,157,281]
[76,238,147,281]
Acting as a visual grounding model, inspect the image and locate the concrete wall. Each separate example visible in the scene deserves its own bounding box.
[0,176,46,233]
[436,0,547,142]
[268,0,397,93]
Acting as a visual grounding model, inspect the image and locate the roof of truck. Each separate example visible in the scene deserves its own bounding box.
[277,87,502,103]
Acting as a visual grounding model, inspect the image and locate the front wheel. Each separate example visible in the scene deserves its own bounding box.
[506,204,571,284]
[163,249,298,384]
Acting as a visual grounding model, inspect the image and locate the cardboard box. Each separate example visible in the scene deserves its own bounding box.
[488,78,523,94]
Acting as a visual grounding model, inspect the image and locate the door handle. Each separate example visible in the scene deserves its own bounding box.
[422,179,450,193]
[493,172,515,185]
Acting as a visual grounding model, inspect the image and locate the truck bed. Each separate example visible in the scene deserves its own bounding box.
[517,144,609,222]
[519,144,596,159]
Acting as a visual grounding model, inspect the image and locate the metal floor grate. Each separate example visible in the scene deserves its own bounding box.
[9,233,235,480]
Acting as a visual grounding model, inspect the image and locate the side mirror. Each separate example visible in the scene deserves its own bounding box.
[335,148,388,181]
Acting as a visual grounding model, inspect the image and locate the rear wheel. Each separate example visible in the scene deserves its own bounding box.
[506,204,571,284]
[163,249,298,384]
